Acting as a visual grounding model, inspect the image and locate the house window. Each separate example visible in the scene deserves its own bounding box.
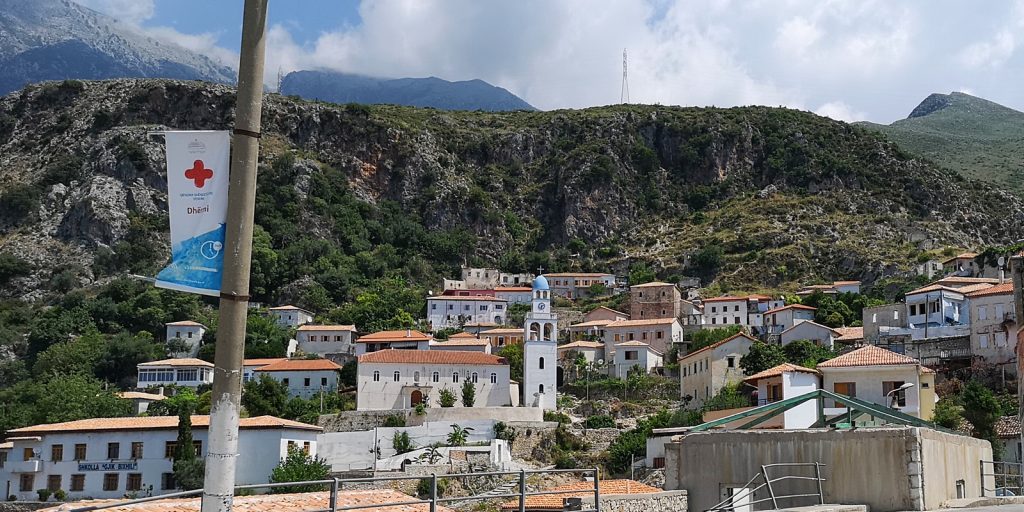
[47,475,61,492]
[490,373,497,384]
[894,310,900,320]
[995,332,1008,347]
[711,306,717,313]
[335,335,343,341]
[303,442,311,454]
[464,305,470,311]
[165,442,177,459]
[393,371,401,382]
[734,305,740,312]
[883,381,907,407]
[642,332,648,340]
[282,378,290,386]
[127,473,143,491]
[539,357,545,370]
[51,444,63,462]
[627,333,635,341]
[107,442,120,460]
[980,334,989,348]
[193,441,202,457]
[448,305,454,310]
[930,302,939,314]
[711,318,717,325]
[321,377,328,386]
[177,369,199,381]
[472,372,479,383]
[734,317,740,324]
[75,444,87,460]
[432,304,437,310]
[656,331,664,339]
[162,473,176,490]
[187,331,193,338]
[21,447,32,461]
[432,372,440,383]
[71,474,85,492]
[480,305,488,311]
[978,306,987,320]
[103,473,119,491]
[995,304,1005,318]
[373,371,380,382]
[539,384,544,394]
[19,474,34,492]
[833,382,856,408]
[495,304,504,310]
[625,351,638,360]
[175,331,181,338]
[453,372,460,383]
[727,357,735,368]
[131,442,144,459]
[414,372,420,382]
[303,377,311,387]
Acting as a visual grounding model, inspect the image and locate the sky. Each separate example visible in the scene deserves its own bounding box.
[75,0,1024,123]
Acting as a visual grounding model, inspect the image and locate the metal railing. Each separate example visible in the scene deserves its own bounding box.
[707,462,826,511]
[980,460,1023,497]
[69,468,601,512]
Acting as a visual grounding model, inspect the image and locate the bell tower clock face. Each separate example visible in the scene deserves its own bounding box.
[538,302,546,311]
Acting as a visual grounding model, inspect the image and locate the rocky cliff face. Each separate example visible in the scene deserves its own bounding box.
[1,79,1022,300]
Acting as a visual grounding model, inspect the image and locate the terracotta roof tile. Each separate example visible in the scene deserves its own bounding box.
[8,415,321,435]
[833,281,861,285]
[996,415,1021,438]
[243,358,288,367]
[500,480,659,510]
[255,359,342,372]
[586,306,629,316]
[941,252,978,264]
[448,332,479,339]
[569,320,614,328]
[166,321,204,327]
[41,490,447,512]
[431,338,490,347]
[764,304,817,315]
[604,318,678,327]
[558,341,605,350]
[296,324,356,331]
[615,341,663,354]
[817,345,920,368]
[965,282,1014,298]
[933,277,999,285]
[833,327,864,341]
[138,358,213,368]
[780,321,839,336]
[631,281,674,288]
[701,296,747,303]
[743,363,819,383]
[116,392,166,401]
[359,349,507,366]
[267,305,311,312]
[357,330,433,343]
[0,442,13,449]
[679,333,757,362]
[479,328,524,335]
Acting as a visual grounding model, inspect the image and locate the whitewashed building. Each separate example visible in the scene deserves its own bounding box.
[494,286,533,305]
[242,358,287,383]
[779,320,841,348]
[542,272,616,299]
[817,345,936,420]
[427,295,508,329]
[267,305,314,328]
[430,333,492,353]
[0,416,319,501]
[557,341,605,367]
[164,321,205,357]
[600,318,683,358]
[136,359,213,389]
[700,295,783,332]
[253,359,342,399]
[763,305,818,337]
[354,330,432,356]
[356,350,513,410]
[742,363,821,428]
[611,341,663,378]
[966,283,1017,373]
[294,324,357,357]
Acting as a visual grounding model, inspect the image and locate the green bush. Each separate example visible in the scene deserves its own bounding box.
[583,414,615,428]
[460,380,476,407]
[438,388,457,407]
[36,489,51,501]
[416,477,448,498]
[382,414,406,428]
[544,411,570,423]
[52,489,66,502]
[392,431,415,454]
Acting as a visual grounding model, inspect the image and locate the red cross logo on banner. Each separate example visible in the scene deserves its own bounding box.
[184,160,214,188]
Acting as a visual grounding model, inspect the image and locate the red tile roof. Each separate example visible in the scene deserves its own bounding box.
[254,359,342,372]
[570,320,614,328]
[764,304,817,315]
[480,328,524,335]
[817,345,920,368]
[495,287,532,292]
[965,282,1014,298]
[357,330,433,343]
[833,327,864,341]
[41,490,447,512]
[267,305,311,311]
[679,333,757,362]
[631,281,674,288]
[138,358,213,368]
[116,392,166,401]
[934,276,999,285]
[296,324,356,331]
[500,480,659,511]
[604,318,678,327]
[166,320,204,327]
[941,252,978,264]
[701,296,747,303]
[558,341,605,350]
[996,415,1021,438]
[243,358,288,367]
[8,415,321,435]
[359,349,507,366]
[743,363,819,383]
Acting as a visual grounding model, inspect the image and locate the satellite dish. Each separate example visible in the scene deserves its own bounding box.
[597,359,605,365]
[998,256,1006,268]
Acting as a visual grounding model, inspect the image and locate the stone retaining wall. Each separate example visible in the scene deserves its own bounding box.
[573,490,688,512]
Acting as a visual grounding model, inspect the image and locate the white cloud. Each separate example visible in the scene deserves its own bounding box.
[958,30,1016,68]
[815,101,866,122]
[79,0,1024,122]
[144,26,238,68]
[76,0,155,25]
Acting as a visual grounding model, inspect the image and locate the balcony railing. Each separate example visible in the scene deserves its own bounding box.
[6,459,42,473]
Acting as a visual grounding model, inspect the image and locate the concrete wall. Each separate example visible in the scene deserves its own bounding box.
[665,427,992,512]
[575,490,688,512]
[317,420,497,472]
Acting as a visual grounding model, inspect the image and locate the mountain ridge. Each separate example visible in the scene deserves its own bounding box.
[0,0,235,95]
[280,70,536,111]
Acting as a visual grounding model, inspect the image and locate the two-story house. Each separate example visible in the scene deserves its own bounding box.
[136,359,213,390]
[253,359,342,398]
[293,324,357,357]
[354,330,432,355]
[542,273,616,299]
[966,283,1017,374]
[678,333,757,409]
[427,295,509,330]
[164,321,205,357]
[267,305,314,328]
[817,345,936,420]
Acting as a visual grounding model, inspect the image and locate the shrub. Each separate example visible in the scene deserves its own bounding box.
[584,414,616,428]
[493,421,517,447]
[392,431,416,454]
[416,477,449,498]
[382,414,406,428]
[269,446,330,493]
[53,489,67,502]
[554,451,578,469]
[461,380,476,407]
[544,411,570,424]
[37,489,52,502]
[438,388,457,408]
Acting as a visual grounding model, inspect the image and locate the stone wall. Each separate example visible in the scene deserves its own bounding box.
[408,407,543,426]
[318,410,410,432]
[569,427,620,451]
[0,503,52,512]
[573,490,688,512]
[507,421,561,460]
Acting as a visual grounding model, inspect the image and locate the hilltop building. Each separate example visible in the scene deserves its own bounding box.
[253,358,342,399]
[164,321,205,357]
[426,295,508,329]
[678,333,757,409]
[293,324,357,357]
[354,330,432,355]
[356,350,514,410]
[542,272,615,299]
[136,359,213,390]
[268,305,314,328]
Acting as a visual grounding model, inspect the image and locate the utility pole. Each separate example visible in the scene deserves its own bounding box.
[201,1,269,511]
[620,48,629,104]
[1010,254,1024,462]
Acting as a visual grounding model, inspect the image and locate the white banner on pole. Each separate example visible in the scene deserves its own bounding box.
[155,131,231,296]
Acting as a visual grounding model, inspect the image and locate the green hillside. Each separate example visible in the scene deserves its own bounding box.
[859,92,1024,196]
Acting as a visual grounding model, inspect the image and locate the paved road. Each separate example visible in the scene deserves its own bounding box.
[937,506,1024,512]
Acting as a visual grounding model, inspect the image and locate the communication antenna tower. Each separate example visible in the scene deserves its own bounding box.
[276,66,284,93]
[620,48,629,104]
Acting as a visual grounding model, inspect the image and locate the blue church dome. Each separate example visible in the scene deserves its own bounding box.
[532,275,549,291]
